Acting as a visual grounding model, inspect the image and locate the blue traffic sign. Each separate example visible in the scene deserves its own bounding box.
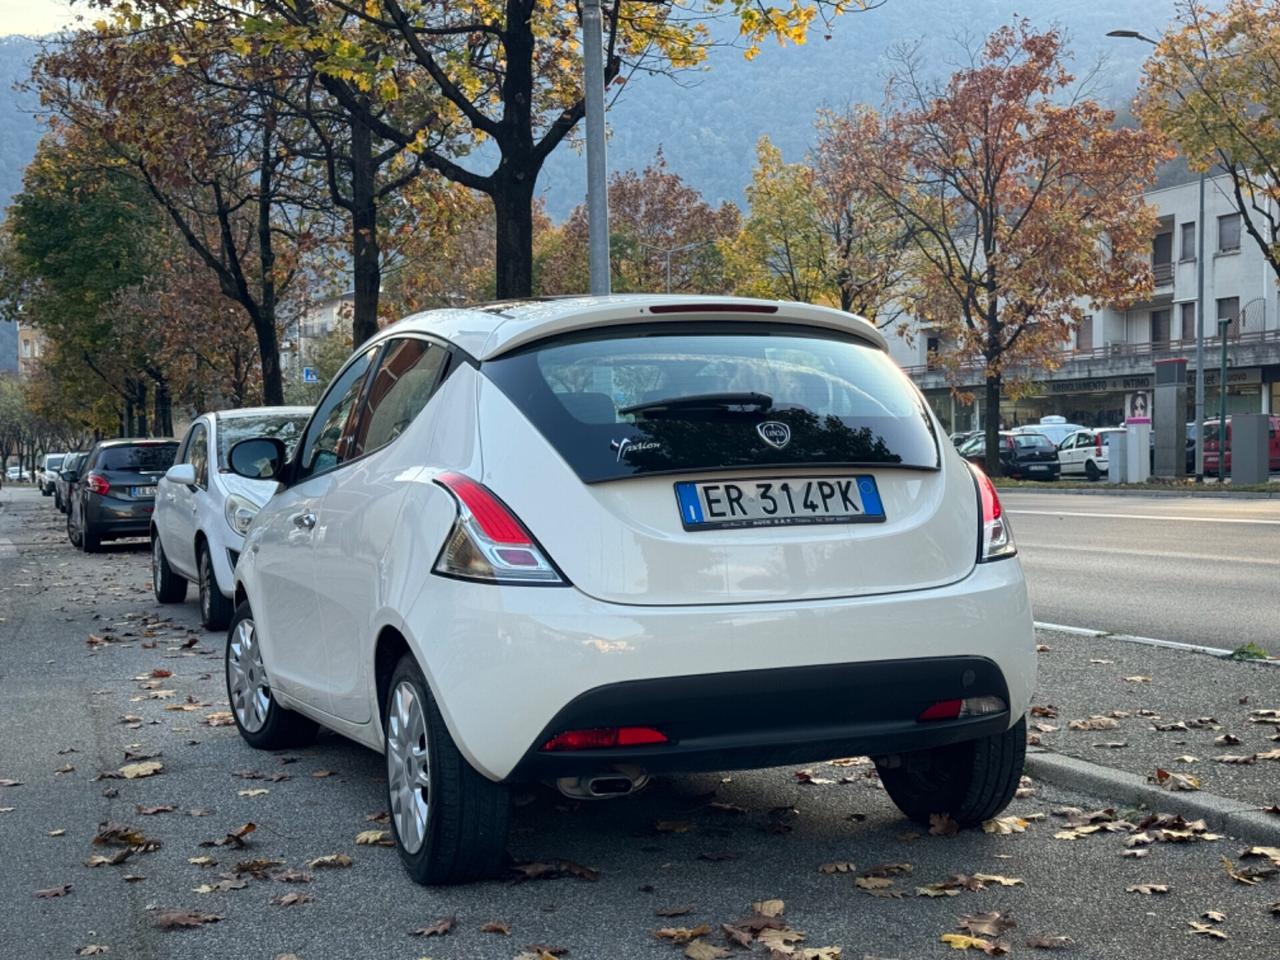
[302,366,319,384]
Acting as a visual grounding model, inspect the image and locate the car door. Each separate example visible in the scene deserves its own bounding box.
[165,422,207,577]
[1058,432,1082,475]
[312,336,451,723]
[250,345,378,709]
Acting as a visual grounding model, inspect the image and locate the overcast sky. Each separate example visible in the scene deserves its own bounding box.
[2,0,79,36]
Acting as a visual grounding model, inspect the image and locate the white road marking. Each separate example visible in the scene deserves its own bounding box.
[1010,509,1280,526]
[1033,620,1278,663]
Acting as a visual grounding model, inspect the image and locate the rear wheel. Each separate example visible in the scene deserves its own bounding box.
[876,716,1026,827]
[224,601,317,750]
[384,653,510,885]
[198,544,234,631]
[66,507,82,548]
[152,535,188,604]
[1085,459,1101,482]
[54,489,64,512]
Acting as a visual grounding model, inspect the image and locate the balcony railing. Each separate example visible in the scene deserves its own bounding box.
[1153,261,1174,286]
[900,326,1280,378]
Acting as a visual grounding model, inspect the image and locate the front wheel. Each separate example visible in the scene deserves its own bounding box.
[385,654,510,885]
[876,716,1026,827]
[198,545,234,631]
[224,601,317,750]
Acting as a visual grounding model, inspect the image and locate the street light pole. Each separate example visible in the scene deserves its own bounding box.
[582,0,610,296]
[1107,28,1208,480]
[636,239,715,293]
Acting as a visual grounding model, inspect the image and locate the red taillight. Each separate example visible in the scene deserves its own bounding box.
[86,473,110,495]
[918,699,963,721]
[435,472,530,545]
[966,463,1015,562]
[1096,436,1103,456]
[541,726,669,751]
[647,303,778,315]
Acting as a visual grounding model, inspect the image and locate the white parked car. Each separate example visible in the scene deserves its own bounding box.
[1057,428,1119,481]
[38,453,68,496]
[151,407,311,630]
[221,296,1036,885]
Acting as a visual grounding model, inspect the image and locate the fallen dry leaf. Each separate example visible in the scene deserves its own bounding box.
[119,761,163,780]
[1126,884,1170,895]
[656,925,711,944]
[237,788,269,798]
[721,923,755,948]
[1215,734,1242,746]
[758,927,806,952]
[76,946,109,956]
[818,861,855,874]
[929,813,960,837]
[307,853,353,869]
[192,879,247,894]
[1202,910,1226,923]
[135,805,174,816]
[940,933,993,951]
[961,913,1016,937]
[1187,921,1228,940]
[1151,768,1200,792]
[201,823,256,849]
[270,892,312,907]
[1068,716,1118,731]
[684,940,730,960]
[153,910,224,929]
[203,712,235,727]
[355,829,393,846]
[34,883,72,898]
[410,916,455,937]
[982,816,1029,835]
[480,920,510,935]
[855,877,894,891]
[752,898,785,917]
[1024,935,1073,949]
[509,859,598,882]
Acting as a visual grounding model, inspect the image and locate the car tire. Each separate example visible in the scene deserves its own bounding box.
[876,715,1027,827]
[199,544,234,631]
[1085,460,1101,482]
[54,490,63,512]
[224,601,318,750]
[40,484,51,497]
[66,508,82,548]
[384,653,510,885]
[152,535,188,604]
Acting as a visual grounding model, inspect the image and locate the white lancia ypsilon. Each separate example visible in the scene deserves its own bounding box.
[223,296,1035,885]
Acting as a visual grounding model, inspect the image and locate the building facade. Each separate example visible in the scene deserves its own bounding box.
[886,174,1280,433]
[16,320,48,379]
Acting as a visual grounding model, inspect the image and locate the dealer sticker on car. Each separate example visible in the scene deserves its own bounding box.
[674,476,885,531]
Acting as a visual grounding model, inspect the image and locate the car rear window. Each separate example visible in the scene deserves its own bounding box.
[95,443,179,472]
[217,414,310,467]
[482,324,940,483]
[1013,434,1055,450]
[45,455,65,469]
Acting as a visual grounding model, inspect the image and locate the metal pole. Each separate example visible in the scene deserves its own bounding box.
[582,0,610,295]
[665,252,672,294]
[1218,317,1229,482]
[1194,173,1206,479]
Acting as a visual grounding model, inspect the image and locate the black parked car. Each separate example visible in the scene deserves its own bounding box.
[958,431,1060,480]
[67,439,179,552]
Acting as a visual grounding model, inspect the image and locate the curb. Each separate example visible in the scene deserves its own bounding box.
[995,485,1280,499]
[1025,750,1280,846]
[1033,621,1280,666]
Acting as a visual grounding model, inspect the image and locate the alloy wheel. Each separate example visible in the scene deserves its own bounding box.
[227,618,270,733]
[200,553,212,620]
[152,539,164,596]
[386,680,431,855]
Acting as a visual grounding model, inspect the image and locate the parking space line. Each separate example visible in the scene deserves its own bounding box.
[1033,620,1280,663]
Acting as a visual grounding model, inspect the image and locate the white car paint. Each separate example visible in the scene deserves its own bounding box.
[154,407,311,599]
[233,296,1036,782]
[1057,429,1115,478]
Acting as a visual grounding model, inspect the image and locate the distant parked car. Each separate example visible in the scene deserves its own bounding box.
[152,406,311,630]
[54,452,88,513]
[1203,415,1280,474]
[1010,415,1085,447]
[1057,429,1115,481]
[960,431,1061,480]
[6,465,32,482]
[66,438,179,552]
[950,430,980,448]
[38,453,68,496]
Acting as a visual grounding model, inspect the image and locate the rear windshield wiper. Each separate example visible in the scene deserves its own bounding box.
[620,391,773,417]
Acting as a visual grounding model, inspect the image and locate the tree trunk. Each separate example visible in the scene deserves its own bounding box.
[256,117,285,406]
[152,378,173,437]
[983,371,1002,477]
[350,113,381,347]
[492,175,536,298]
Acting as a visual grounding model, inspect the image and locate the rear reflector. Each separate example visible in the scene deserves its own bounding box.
[918,696,1008,722]
[541,726,669,751]
[918,699,963,721]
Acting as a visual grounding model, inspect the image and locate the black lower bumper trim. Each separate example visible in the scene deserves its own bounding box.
[508,656,1012,781]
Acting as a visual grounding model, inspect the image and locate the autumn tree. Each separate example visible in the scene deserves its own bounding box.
[852,22,1169,475]
[538,150,738,294]
[215,0,877,298]
[1136,0,1280,281]
[35,20,323,404]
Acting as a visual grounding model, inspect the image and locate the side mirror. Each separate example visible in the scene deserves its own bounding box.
[228,437,287,481]
[61,470,80,483]
[165,463,197,486]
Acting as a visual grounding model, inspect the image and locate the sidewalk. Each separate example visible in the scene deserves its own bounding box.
[996,479,1280,498]
[1031,627,1280,810]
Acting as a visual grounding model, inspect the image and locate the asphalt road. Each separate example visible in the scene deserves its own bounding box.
[2,485,1279,960]
[1005,491,1280,656]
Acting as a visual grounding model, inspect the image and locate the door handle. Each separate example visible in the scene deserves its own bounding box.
[293,512,317,530]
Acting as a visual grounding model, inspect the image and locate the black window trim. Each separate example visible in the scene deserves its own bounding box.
[188,421,210,491]
[283,331,463,487]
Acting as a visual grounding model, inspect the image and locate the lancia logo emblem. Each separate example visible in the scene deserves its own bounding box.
[757,421,791,450]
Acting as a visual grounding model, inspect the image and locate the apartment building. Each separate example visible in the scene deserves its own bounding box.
[886,174,1280,433]
[16,320,48,379]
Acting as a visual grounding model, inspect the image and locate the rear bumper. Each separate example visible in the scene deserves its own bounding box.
[85,496,155,537]
[510,656,1010,780]
[401,556,1035,782]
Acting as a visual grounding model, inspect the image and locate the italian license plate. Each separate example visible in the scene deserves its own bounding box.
[674,476,885,531]
[1028,465,1048,472]
[130,485,156,497]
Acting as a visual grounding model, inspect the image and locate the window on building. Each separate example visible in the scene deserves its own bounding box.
[1151,309,1171,348]
[1180,222,1196,261]
[1216,296,1240,338]
[1218,213,1241,252]
[1076,316,1093,352]
[1180,301,1196,341]
[21,340,31,358]
[1152,232,1173,284]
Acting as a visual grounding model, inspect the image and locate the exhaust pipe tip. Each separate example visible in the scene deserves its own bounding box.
[555,769,649,800]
